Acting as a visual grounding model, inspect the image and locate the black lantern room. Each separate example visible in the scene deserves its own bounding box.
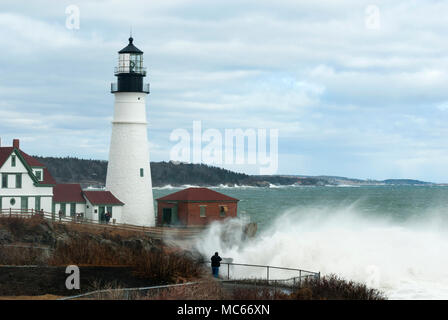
[111,37,150,93]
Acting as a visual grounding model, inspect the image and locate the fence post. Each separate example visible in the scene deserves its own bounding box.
[299,270,302,288]
[267,266,269,282]
[9,208,11,217]
[227,264,230,280]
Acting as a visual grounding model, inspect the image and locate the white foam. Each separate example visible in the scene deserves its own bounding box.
[194,205,448,299]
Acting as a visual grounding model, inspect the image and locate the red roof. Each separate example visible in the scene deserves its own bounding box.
[156,187,239,202]
[19,150,45,167]
[54,184,85,203]
[0,147,56,185]
[40,168,57,185]
[83,191,124,206]
[0,147,13,169]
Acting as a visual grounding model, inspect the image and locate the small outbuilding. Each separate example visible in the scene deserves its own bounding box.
[156,187,239,227]
[83,190,124,224]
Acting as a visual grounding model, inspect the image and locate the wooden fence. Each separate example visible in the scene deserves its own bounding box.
[0,208,204,239]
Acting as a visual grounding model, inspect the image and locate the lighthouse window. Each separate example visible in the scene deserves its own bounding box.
[140,168,144,177]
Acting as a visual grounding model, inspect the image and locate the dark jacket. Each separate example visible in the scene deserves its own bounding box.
[211,255,222,267]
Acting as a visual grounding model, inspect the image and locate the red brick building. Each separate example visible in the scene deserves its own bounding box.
[156,187,239,227]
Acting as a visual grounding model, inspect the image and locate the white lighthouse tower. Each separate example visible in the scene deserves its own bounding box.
[106,37,155,226]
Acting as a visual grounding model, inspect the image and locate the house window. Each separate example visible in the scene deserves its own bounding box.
[140,168,144,177]
[2,174,8,188]
[199,205,207,217]
[35,170,42,181]
[220,205,228,217]
[35,197,41,211]
[10,198,16,206]
[11,155,16,167]
[16,174,22,189]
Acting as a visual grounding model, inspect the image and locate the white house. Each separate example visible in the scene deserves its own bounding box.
[0,139,124,224]
[0,139,54,213]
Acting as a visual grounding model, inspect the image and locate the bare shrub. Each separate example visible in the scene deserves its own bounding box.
[132,249,205,283]
[290,274,387,300]
[48,236,134,266]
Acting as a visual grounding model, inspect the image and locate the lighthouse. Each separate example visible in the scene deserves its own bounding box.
[106,37,155,226]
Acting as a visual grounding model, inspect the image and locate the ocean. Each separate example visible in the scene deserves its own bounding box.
[153,185,448,300]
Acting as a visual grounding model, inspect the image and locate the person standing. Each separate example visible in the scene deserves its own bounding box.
[211,252,222,278]
[105,211,111,224]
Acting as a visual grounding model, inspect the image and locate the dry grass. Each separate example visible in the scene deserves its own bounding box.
[132,249,204,283]
[61,222,147,239]
[146,280,228,300]
[0,245,49,265]
[0,294,63,300]
[290,274,387,300]
[47,236,205,283]
[0,215,45,238]
[47,236,135,266]
[88,280,228,300]
[230,287,291,300]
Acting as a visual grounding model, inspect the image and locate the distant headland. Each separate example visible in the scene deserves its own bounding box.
[33,156,437,188]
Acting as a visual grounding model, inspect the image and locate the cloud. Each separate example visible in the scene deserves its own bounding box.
[1,0,448,181]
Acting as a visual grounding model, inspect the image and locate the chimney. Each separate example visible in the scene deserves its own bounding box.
[13,139,20,149]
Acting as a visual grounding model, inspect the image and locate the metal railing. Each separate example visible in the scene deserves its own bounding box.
[204,261,320,283]
[58,281,203,300]
[114,66,147,76]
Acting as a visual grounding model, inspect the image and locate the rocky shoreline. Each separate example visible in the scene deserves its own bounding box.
[0,215,205,297]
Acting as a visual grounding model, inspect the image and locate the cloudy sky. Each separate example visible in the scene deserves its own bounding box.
[1,0,448,181]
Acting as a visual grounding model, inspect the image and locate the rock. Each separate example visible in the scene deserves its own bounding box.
[100,239,116,248]
[0,227,12,244]
[32,223,56,245]
[122,238,144,251]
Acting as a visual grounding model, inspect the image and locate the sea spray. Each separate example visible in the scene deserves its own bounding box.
[194,204,448,299]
